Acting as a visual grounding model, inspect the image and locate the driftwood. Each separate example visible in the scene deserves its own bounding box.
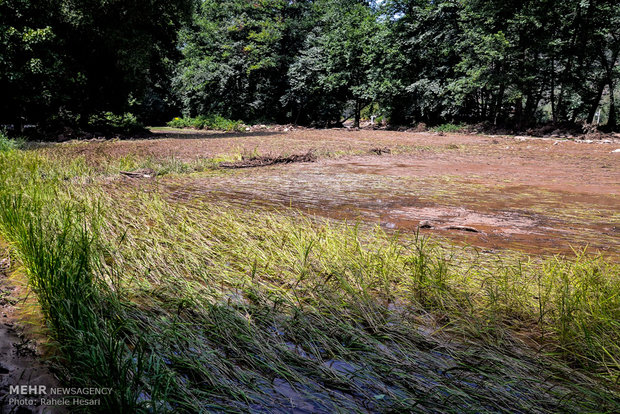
[220,151,317,169]
[370,147,392,155]
[119,168,156,178]
[444,225,480,233]
[416,222,481,233]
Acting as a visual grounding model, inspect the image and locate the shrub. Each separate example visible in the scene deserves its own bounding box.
[0,130,24,151]
[88,112,144,134]
[431,123,466,133]
[167,115,244,132]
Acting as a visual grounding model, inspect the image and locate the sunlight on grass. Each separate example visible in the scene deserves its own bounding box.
[0,147,618,412]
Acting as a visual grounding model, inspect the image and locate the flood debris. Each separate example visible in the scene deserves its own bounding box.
[220,151,317,169]
[370,147,392,155]
[445,225,480,233]
[120,168,157,178]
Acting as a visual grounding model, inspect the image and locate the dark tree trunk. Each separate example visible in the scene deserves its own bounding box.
[586,82,605,124]
[514,97,523,129]
[493,84,505,125]
[353,100,361,128]
[595,48,619,127]
[608,78,617,129]
[550,57,557,123]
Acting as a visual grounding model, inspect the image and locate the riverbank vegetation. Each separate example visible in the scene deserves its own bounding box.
[2,0,619,136]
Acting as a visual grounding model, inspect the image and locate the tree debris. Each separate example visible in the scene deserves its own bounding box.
[220,151,317,169]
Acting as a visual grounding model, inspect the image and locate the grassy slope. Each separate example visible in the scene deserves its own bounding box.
[0,145,618,413]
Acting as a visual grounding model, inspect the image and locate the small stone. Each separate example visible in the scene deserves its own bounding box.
[418,220,433,229]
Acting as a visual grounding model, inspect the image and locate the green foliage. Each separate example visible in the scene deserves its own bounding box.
[88,112,144,134]
[173,0,313,122]
[0,130,24,152]
[0,0,194,131]
[431,123,466,133]
[2,0,620,132]
[284,0,380,126]
[167,115,244,131]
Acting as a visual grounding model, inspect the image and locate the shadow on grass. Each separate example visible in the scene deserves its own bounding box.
[147,128,285,141]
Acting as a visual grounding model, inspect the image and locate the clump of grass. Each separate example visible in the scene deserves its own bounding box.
[0,130,25,151]
[432,123,466,133]
[167,115,245,132]
[0,150,177,412]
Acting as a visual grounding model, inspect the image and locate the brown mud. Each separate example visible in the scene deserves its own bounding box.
[0,243,63,414]
[59,129,619,258]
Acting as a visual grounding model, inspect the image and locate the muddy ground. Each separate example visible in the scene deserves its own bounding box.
[80,128,619,260]
[0,243,63,414]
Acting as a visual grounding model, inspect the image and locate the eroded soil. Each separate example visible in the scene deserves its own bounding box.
[56,129,619,258]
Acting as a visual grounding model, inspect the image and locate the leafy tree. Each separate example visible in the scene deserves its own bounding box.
[0,0,61,129]
[0,0,193,132]
[378,0,462,125]
[286,0,378,127]
[173,0,315,122]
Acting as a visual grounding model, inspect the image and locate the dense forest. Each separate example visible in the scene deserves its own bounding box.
[2,0,620,133]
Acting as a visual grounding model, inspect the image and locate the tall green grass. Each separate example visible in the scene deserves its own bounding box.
[0,147,618,412]
[0,151,175,412]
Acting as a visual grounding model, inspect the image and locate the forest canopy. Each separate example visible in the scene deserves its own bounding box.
[1,0,619,132]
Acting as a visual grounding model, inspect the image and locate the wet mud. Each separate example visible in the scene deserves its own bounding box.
[0,244,64,414]
[153,135,619,259]
[65,129,618,258]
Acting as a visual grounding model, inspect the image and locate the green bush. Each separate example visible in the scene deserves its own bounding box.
[88,112,144,134]
[167,115,244,132]
[431,123,466,133]
[0,130,24,152]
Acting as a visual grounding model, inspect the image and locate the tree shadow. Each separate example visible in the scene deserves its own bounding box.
[144,129,286,140]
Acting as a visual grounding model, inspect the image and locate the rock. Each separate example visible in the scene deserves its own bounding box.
[418,220,433,229]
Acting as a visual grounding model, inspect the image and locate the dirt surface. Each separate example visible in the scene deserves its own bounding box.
[58,129,619,258]
[0,243,64,414]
